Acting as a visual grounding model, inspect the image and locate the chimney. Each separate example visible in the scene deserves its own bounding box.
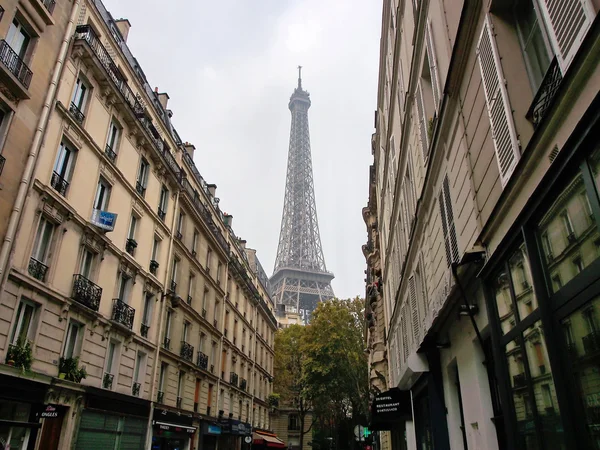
[114,19,131,42]
[223,213,233,227]
[207,184,217,197]
[157,92,170,110]
[238,239,247,250]
[183,142,195,158]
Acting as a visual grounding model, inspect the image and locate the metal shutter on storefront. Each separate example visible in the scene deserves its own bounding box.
[119,416,147,450]
[75,411,119,449]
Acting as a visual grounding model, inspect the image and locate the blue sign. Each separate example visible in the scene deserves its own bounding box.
[207,425,221,435]
[91,209,117,231]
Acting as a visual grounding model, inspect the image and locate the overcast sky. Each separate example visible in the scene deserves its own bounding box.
[102,0,382,299]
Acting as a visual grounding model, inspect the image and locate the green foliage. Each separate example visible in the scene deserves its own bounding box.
[5,337,33,373]
[59,356,87,383]
[267,393,280,408]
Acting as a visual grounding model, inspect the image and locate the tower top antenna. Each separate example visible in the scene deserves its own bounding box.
[298,65,302,88]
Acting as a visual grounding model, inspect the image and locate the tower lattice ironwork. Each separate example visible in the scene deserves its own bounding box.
[270,68,334,322]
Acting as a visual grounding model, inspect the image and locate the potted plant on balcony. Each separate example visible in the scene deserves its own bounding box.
[5,337,33,373]
[58,356,88,383]
[267,393,280,409]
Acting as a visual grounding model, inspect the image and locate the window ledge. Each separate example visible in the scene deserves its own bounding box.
[28,0,56,26]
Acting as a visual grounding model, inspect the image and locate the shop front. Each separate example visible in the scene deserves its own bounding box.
[482,100,600,449]
[151,408,196,450]
[217,418,251,450]
[199,421,221,450]
[251,430,285,449]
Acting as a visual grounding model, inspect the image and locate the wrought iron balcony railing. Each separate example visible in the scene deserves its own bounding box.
[230,372,238,386]
[240,378,247,391]
[72,274,102,311]
[157,391,164,403]
[126,238,137,255]
[187,295,192,305]
[105,144,117,163]
[42,0,56,14]
[197,351,208,370]
[150,260,159,275]
[180,341,194,362]
[0,154,5,177]
[527,57,563,128]
[170,280,177,293]
[28,257,48,281]
[141,323,149,338]
[136,181,146,197]
[583,331,600,355]
[103,372,114,389]
[163,337,170,350]
[111,298,135,329]
[69,102,85,125]
[158,207,166,221]
[51,171,69,196]
[132,381,141,397]
[0,40,33,89]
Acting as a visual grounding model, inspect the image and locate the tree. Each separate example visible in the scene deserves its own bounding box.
[273,324,313,449]
[302,298,369,450]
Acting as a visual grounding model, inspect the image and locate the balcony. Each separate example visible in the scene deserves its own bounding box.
[150,260,159,275]
[170,280,177,293]
[126,238,137,256]
[583,331,600,355]
[28,257,48,281]
[136,181,146,197]
[176,397,182,409]
[197,351,208,370]
[132,382,141,397]
[42,0,56,14]
[157,391,164,404]
[513,373,527,388]
[163,337,171,350]
[103,372,114,390]
[230,372,238,387]
[0,154,5,177]
[240,378,247,391]
[111,298,135,329]
[72,274,102,311]
[105,144,117,163]
[141,323,149,338]
[180,341,194,362]
[69,102,85,125]
[527,57,563,129]
[51,171,69,196]
[187,295,192,306]
[158,207,166,221]
[0,40,33,97]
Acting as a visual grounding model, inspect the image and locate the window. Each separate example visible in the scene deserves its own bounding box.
[10,300,37,345]
[136,158,149,196]
[288,414,300,431]
[183,321,190,343]
[142,294,153,327]
[105,341,119,376]
[32,217,54,264]
[177,371,185,400]
[105,119,121,161]
[63,320,82,359]
[177,211,185,234]
[217,263,222,285]
[477,15,520,186]
[158,185,169,219]
[117,274,130,303]
[128,215,137,241]
[188,274,195,304]
[71,76,89,111]
[6,19,31,59]
[425,19,441,112]
[439,175,459,266]
[199,332,206,353]
[214,300,219,324]
[513,0,552,91]
[165,310,172,343]
[206,248,212,273]
[159,363,168,394]
[134,352,146,386]
[192,230,199,255]
[171,258,179,287]
[93,177,111,211]
[52,140,76,195]
[80,248,95,279]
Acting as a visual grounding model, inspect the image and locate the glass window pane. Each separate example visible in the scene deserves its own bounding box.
[561,295,600,449]
[495,267,517,335]
[537,172,600,294]
[510,244,538,321]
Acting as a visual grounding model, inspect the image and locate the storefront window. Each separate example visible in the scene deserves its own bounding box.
[505,321,566,450]
[537,172,600,294]
[495,244,538,334]
[561,295,600,449]
[0,401,32,450]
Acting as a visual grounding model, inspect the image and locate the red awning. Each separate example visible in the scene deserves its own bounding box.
[253,431,286,448]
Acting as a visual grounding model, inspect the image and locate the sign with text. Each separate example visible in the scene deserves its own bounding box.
[91,209,117,231]
[369,388,412,430]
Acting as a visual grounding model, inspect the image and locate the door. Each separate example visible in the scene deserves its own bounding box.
[38,410,65,450]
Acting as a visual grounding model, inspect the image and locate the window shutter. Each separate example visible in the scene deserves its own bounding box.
[477,16,520,186]
[538,0,594,72]
[416,82,429,160]
[425,19,441,112]
[439,175,459,266]
[400,306,409,362]
[409,276,419,342]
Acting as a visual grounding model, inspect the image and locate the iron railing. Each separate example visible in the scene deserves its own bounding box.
[187,295,192,305]
[157,391,164,403]
[132,382,141,397]
[0,40,33,88]
[141,323,149,338]
[42,0,56,14]
[136,181,146,197]
[240,378,247,391]
[51,171,69,196]
[111,298,135,329]
[197,351,208,370]
[105,144,117,162]
[528,58,563,128]
[158,207,166,221]
[230,372,238,387]
[69,102,85,124]
[150,260,159,275]
[72,274,102,311]
[180,341,194,362]
[170,280,177,292]
[126,238,137,255]
[28,257,48,281]
[163,337,170,350]
[103,372,114,389]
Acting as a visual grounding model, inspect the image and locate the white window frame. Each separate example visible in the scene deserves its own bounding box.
[72,76,89,110]
[32,217,55,263]
[10,299,38,345]
[106,118,121,153]
[128,215,137,240]
[53,140,76,182]
[93,177,111,211]
[80,248,95,280]
[425,19,441,112]
[134,351,146,385]
[142,293,153,327]
[6,19,31,59]
[63,320,83,359]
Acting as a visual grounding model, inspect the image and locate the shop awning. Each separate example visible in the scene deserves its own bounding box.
[253,431,285,448]
[369,387,412,431]
[154,421,196,434]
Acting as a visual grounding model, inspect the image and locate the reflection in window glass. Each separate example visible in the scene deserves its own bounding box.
[495,268,516,335]
[537,172,599,294]
[510,244,538,322]
[562,295,600,449]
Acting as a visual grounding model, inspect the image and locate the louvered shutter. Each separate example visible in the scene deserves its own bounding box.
[400,306,409,362]
[439,175,459,266]
[416,82,429,160]
[538,0,594,72]
[477,16,520,186]
[409,276,419,342]
[425,19,441,112]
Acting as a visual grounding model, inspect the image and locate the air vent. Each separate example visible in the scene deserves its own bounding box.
[549,145,560,163]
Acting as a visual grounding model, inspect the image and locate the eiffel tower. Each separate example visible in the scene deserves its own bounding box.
[270,67,334,323]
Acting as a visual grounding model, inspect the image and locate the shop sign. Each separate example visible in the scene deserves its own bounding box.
[369,388,412,430]
[35,404,63,419]
[154,421,196,434]
[91,209,118,231]
[207,425,221,435]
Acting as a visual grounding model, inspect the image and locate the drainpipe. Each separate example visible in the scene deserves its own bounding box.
[0,0,82,283]
[145,190,180,449]
[215,257,231,450]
